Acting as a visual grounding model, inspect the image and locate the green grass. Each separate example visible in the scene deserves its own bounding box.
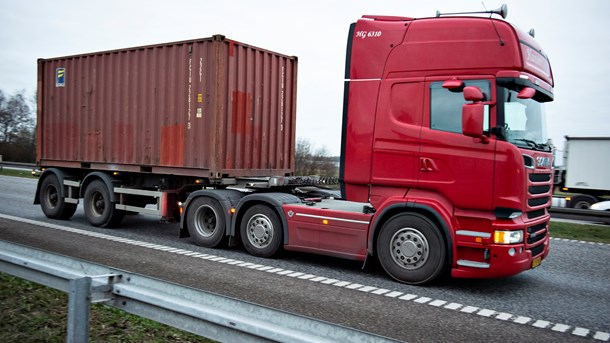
[0,273,215,343]
[0,167,38,179]
[550,221,610,244]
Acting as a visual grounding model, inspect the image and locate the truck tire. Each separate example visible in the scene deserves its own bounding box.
[83,180,124,227]
[186,197,226,248]
[568,194,598,209]
[240,205,282,258]
[39,174,77,220]
[376,213,446,285]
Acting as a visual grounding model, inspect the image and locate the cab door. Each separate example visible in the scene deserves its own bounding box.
[418,77,496,211]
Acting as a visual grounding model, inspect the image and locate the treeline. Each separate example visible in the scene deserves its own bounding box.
[0,89,36,162]
[294,138,338,177]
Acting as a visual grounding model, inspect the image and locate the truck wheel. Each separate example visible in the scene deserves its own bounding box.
[240,205,282,257]
[83,180,124,227]
[39,174,77,220]
[186,197,226,247]
[376,213,446,285]
[568,194,598,209]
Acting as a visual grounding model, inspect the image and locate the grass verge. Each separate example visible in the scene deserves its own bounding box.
[550,221,610,244]
[0,273,215,343]
[0,168,37,179]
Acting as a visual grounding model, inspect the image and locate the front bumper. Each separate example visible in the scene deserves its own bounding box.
[451,216,550,279]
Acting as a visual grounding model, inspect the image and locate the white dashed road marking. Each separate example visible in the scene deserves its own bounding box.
[1,213,607,341]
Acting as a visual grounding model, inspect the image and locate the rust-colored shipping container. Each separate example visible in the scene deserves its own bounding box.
[37,35,297,179]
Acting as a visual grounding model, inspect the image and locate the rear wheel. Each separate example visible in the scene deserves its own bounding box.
[186,197,226,247]
[39,174,77,220]
[376,213,446,285]
[240,205,283,257]
[83,180,124,227]
[568,194,598,209]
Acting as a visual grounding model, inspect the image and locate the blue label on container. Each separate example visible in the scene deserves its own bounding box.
[56,68,65,87]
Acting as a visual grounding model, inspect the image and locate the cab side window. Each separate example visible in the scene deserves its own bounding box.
[430,80,490,133]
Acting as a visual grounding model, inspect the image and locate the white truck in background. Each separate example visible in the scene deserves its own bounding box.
[554,136,610,208]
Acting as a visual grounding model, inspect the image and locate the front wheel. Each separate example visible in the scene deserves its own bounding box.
[376,213,446,285]
[240,205,283,258]
[83,180,124,227]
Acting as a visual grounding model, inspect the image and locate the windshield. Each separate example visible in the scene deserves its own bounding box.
[499,86,549,151]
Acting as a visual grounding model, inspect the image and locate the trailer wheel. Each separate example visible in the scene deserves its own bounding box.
[568,194,598,209]
[39,174,77,220]
[83,180,124,227]
[376,213,446,285]
[240,205,282,258]
[186,197,226,248]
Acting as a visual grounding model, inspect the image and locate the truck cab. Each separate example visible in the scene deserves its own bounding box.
[339,14,553,281]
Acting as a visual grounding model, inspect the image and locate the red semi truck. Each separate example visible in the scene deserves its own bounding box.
[35,6,554,284]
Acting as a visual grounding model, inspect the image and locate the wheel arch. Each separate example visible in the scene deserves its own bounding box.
[232,193,301,244]
[34,168,71,205]
[179,189,244,238]
[79,172,120,202]
[368,202,453,265]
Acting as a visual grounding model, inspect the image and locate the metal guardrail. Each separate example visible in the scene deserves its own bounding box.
[0,161,36,169]
[549,207,610,224]
[0,240,396,343]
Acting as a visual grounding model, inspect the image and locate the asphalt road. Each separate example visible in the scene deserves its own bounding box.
[1,175,608,342]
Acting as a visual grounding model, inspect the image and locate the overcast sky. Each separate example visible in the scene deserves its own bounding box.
[1,1,609,159]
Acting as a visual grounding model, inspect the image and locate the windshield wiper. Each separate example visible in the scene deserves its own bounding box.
[512,138,550,151]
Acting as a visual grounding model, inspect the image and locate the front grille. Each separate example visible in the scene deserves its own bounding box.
[527,229,547,244]
[527,209,546,219]
[529,173,551,182]
[529,185,550,195]
[527,223,546,233]
[528,197,550,207]
[528,231,547,244]
[529,243,545,257]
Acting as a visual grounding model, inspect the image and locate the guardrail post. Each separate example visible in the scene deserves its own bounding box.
[67,276,92,343]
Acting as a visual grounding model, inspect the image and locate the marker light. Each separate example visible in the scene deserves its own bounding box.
[322,219,329,225]
[494,230,523,244]
[230,208,236,214]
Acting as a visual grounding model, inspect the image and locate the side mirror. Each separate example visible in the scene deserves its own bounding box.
[442,79,465,90]
[463,86,485,101]
[517,87,536,99]
[462,103,489,143]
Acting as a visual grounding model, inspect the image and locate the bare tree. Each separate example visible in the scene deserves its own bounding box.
[294,138,338,177]
[0,89,36,162]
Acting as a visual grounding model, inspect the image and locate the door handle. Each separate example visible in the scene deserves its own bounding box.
[420,157,438,172]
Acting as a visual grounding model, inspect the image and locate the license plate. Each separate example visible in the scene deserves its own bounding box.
[531,256,542,269]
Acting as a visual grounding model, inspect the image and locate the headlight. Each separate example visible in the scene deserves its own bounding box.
[494,230,523,244]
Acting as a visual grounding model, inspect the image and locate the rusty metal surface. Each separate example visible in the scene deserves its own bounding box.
[37,36,297,179]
